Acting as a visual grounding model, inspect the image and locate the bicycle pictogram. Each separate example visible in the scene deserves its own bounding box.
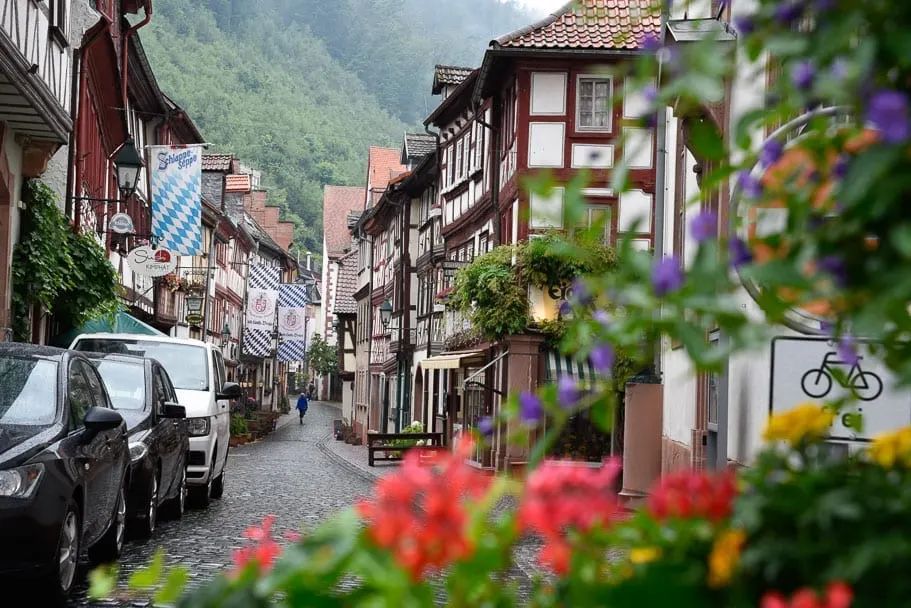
[800,351,884,402]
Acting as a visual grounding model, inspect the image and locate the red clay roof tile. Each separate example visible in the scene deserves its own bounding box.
[323,186,363,255]
[495,0,660,51]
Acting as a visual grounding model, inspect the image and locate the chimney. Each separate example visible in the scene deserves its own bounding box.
[306,252,312,271]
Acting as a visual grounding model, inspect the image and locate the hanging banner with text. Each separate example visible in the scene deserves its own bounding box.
[277,283,309,362]
[243,265,280,358]
[150,145,203,255]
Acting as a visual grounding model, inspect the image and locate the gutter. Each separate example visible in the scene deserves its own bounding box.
[653,6,669,378]
[121,1,153,109]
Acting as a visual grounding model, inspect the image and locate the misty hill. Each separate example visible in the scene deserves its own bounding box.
[141,0,531,252]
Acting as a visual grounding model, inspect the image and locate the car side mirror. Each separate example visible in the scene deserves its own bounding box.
[162,402,186,419]
[216,381,242,401]
[81,407,123,443]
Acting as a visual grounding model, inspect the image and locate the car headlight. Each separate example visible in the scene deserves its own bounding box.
[186,417,211,437]
[0,463,45,499]
[128,441,148,463]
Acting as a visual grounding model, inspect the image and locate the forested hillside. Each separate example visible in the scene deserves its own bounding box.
[141,0,530,252]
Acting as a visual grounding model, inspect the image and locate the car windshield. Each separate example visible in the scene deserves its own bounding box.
[94,360,146,410]
[74,339,208,391]
[0,356,58,426]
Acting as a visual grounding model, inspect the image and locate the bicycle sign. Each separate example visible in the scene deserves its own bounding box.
[800,351,884,402]
[770,336,911,443]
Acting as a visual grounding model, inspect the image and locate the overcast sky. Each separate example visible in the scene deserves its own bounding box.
[516,0,567,17]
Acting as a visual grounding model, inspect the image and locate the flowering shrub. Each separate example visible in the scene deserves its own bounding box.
[91,0,911,604]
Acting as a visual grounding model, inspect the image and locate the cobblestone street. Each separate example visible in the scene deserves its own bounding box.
[68,402,375,606]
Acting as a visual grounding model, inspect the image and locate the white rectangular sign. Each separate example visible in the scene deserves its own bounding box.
[770,336,911,443]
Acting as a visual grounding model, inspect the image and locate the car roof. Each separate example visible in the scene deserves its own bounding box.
[71,333,210,348]
[81,352,149,366]
[0,342,68,361]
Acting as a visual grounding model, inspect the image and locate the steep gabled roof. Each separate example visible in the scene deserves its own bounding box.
[424,69,480,128]
[402,133,436,165]
[366,147,407,197]
[202,154,235,172]
[432,65,475,94]
[493,0,660,51]
[323,186,364,255]
[332,250,359,316]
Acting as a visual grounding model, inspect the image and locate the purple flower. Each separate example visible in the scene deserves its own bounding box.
[640,33,661,52]
[559,300,572,317]
[833,154,849,179]
[590,343,615,375]
[690,210,718,243]
[478,416,494,438]
[837,335,859,366]
[829,57,849,82]
[866,89,911,144]
[729,237,753,269]
[818,255,848,287]
[570,277,593,307]
[791,61,816,90]
[774,1,805,25]
[760,139,784,167]
[651,256,684,297]
[737,172,764,198]
[814,0,836,10]
[593,309,611,329]
[557,376,580,409]
[518,391,543,424]
[733,15,755,34]
[820,321,834,335]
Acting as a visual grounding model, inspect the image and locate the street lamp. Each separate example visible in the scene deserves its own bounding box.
[379,299,393,332]
[114,138,144,199]
[185,293,203,315]
[221,321,231,347]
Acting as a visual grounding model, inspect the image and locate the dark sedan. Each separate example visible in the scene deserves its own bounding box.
[86,353,189,538]
[0,344,129,603]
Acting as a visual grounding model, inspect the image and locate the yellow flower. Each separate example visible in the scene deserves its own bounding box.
[763,403,835,446]
[869,427,911,468]
[629,547,661,565]
[707,529,746,588]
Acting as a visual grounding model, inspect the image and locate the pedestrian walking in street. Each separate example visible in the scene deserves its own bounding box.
[307,381,315,399]
[296,393,309,424]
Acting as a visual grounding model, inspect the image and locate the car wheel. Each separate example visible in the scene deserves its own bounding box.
[133,472,158,539]
[40,499,81,603]
[161,467,186,520]
[189,457,213,508]
[89,485,126,563]
[210,469,225,499]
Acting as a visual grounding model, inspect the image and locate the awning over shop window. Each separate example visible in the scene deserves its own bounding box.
[419,350,485,370]
[544,350,597,385]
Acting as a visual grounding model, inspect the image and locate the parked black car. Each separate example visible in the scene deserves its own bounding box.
[0,344,129,602]
[85,353,189,537]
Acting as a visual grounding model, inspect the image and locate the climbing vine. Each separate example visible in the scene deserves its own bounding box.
[11,180,120,341]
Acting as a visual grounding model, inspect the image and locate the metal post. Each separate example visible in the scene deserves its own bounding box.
[201,222,217,343]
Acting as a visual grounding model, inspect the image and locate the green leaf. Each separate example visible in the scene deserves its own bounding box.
[688,118,724,161]
[154,566,190,604]
[129,548,165,589]
[87,563,119,600]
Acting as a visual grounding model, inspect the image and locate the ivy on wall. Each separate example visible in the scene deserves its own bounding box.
[11,180,120,341]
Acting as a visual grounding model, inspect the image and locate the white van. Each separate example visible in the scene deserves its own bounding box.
[69,334,241,506]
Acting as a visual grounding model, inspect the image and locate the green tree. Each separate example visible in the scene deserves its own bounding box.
[307,334,338,377]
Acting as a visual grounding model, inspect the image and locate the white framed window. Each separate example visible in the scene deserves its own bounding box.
[576,75,613,132]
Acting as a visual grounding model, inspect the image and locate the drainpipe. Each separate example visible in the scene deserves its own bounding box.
[423,124,440,361]
[121,1,153,111]
[652,8,669,378]
[364,229,375,434]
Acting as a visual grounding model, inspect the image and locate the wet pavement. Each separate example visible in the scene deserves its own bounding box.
[68,401,375,606]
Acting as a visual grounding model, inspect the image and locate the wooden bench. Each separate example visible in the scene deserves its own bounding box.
[367,432,444,467]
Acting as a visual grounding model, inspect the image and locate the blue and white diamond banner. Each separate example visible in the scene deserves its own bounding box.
[243,265,280,358]
[278,284,309,362]
[150,145,203,255]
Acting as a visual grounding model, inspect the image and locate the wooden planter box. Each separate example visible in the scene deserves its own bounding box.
[229,433,252,447]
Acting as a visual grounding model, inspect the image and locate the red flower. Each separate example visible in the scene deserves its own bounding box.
[518,459,624,574]
[232,515,284,574]
[357,440,491,580]
[760,582,853,608]
[646,469,737,522]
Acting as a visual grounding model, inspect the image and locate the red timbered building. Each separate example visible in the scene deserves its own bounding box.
[415,0,661,471]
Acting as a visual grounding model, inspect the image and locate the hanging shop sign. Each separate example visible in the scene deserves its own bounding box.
[108,213,134,234]
[126,245,178,278]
